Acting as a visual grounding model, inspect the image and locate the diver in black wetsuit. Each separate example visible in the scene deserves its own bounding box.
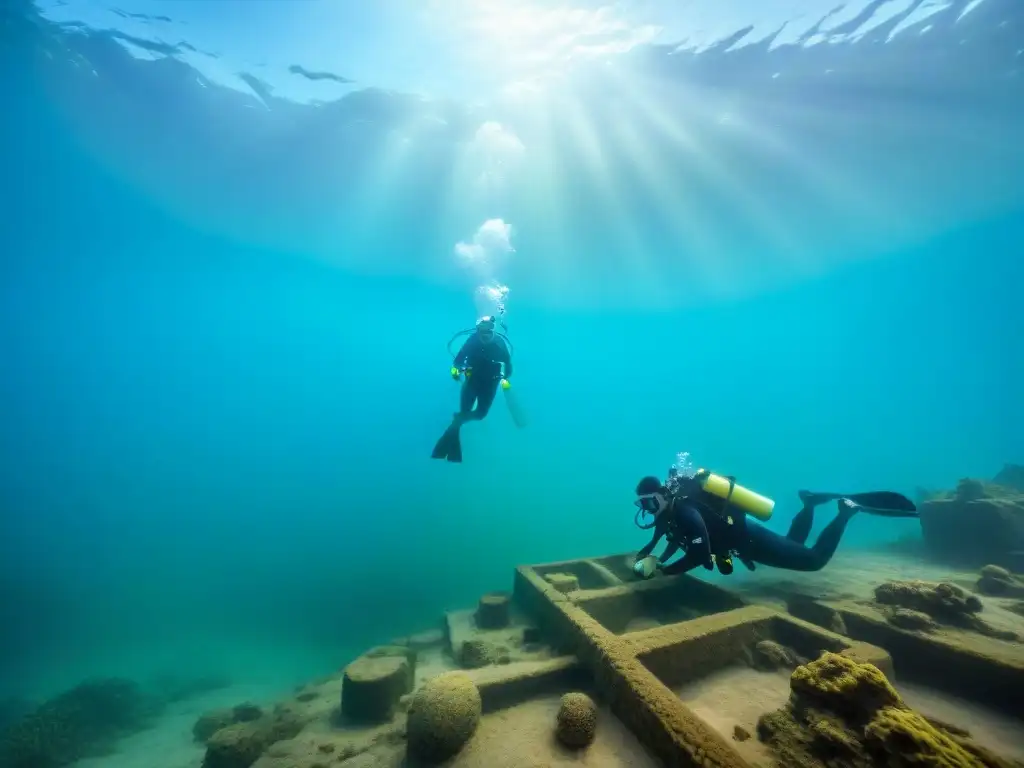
[431,315,513,463]
[630,473,918,578]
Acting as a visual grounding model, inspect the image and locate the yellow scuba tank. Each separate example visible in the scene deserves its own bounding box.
[696,469,775,521]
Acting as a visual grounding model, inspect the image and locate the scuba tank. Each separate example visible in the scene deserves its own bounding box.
[694,468,775,522]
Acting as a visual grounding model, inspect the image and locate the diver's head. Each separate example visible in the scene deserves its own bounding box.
[634,475,669,529]
[475,316,496,343]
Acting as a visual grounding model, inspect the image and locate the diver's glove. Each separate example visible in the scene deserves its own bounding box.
[450,366,462,381]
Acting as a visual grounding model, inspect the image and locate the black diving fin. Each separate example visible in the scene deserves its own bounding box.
[799,490,918,517]
[430,423,463,464]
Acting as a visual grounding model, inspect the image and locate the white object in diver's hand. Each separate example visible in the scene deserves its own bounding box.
[632,556,658,579]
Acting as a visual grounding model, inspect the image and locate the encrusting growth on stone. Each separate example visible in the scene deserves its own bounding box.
[757,651,1014,768]
[405,672,482,763]
[555,692,597,749]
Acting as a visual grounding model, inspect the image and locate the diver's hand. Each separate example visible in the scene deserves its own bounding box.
[450,367,462,381]
[632,559,657,580]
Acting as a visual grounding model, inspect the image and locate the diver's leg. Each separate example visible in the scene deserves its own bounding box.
[461,379,499,422]
[805,500,860,567]
[786,499,817,544]
[741,520,835,572]
[456,380,477,420]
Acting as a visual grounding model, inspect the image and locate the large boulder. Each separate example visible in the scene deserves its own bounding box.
[918,474,1024,568]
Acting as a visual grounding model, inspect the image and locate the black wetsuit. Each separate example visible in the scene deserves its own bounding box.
[638,490,859,575]
[452,334,512,421]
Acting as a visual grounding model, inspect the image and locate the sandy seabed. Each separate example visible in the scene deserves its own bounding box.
[68,549,1024,768]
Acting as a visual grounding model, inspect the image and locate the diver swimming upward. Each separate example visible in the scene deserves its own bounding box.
[630,461,918,579]
[431,314,514,463]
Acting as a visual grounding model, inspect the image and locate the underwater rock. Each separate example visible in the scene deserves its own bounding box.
[977,564,1024,597]
[732,725,751,742]
[459,638,511,669]
[757,652,1012,768]
[194,710,238,744]
[918,474,1024,567]
[751,640,807,672]
[475,592,511,629]
[544,573,579,594]
[340,655,413,724]
[202,712,303,768]
[993,464,1024,493]
[886,608,937,632]
[406,672,481,762]
[193,704,266,744]
[554,692,597,749]
[0,677,162,768]
[874,580,1019,641]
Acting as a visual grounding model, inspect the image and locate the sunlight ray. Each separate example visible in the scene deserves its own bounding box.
[605,69,811,269]
[598,83,728,299]
[345,112,441,246]
[551,90,653,297]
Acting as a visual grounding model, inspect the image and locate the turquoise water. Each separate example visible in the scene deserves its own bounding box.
[1,0,1021,712]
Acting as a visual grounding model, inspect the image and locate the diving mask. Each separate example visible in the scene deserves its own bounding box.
[634,493,666,529]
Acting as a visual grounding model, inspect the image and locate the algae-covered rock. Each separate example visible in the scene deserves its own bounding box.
[193,704,266,744]
[406,672,481,762]
[874,580,1019,641]
[554,692,597,749]
[887,608,937,632]
[202,712,303,768]
[757,652,1015,768]
[0,678,162,768]
[919,473,1024,568]
[977,564,1024,597]
[459,639,511,669]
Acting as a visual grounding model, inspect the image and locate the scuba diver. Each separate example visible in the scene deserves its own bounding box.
[630,463,918,578]
[431,314,514,463]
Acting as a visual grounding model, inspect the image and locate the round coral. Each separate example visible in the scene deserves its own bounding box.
[406,672,482,762]
[555,692,597,748]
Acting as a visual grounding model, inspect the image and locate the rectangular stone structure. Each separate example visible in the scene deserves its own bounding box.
[512,553,894,768]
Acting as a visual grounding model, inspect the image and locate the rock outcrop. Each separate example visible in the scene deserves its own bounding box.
[976,564,1024,597]
[203,712,303,768]
[0,678,161,768]
[873,580,1019,641]
[918,472,1024,568]
[757,652,1017,767]
[193,703,264,744]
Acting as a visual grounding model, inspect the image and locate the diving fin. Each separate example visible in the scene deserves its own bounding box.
[430,423,463,463]
[446,428,462,463]
[801,489,918,517]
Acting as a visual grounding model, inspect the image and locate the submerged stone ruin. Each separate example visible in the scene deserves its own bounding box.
[178,549,1024,768]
